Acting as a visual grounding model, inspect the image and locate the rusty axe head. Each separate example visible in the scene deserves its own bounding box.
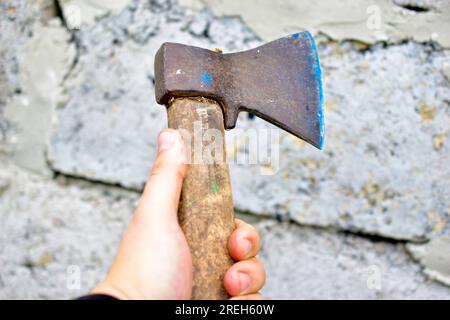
[154,31,325,149]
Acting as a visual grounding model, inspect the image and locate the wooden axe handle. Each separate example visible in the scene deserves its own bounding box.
[167,97,235,300]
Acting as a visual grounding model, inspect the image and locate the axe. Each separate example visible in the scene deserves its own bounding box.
[154,31,324,299]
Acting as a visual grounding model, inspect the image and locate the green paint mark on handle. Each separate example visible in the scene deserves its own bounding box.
[212,179,219,194]
[185,199,195,207]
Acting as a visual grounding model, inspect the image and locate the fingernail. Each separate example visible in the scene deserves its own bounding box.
[244,240,252,256]
[239,272,250,293]
[158,130,176,151]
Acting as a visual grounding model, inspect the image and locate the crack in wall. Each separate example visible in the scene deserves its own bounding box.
[397,4,430,12]
[50,167,413,247]
[53,0,68,29]
[52,0,81,83]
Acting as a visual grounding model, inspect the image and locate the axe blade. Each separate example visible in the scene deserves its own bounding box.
[155,31,325,149]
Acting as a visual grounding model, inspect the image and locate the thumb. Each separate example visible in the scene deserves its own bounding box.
[136,128,187,225]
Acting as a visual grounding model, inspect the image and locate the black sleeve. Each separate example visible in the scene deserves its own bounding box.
[75,294,119,300]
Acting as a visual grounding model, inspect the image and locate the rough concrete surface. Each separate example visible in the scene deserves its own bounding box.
[1,0,450,299]
[59,0,132,27]
[0,159,138,299]
[259,221,450,299]
[1,159,449,299]
[180,0,450,48]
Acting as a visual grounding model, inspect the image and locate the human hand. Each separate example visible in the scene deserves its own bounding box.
[92,129,265,299]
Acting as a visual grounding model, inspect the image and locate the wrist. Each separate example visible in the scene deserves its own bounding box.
[91,280,133,300]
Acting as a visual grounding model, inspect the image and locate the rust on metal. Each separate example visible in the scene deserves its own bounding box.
[154,31,324,149]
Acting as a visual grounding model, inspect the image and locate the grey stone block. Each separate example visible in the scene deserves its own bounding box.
[0,160,138,299]
[258,220,450,299]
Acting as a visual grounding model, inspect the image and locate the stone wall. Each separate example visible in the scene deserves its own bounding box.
[0,0,449,298]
